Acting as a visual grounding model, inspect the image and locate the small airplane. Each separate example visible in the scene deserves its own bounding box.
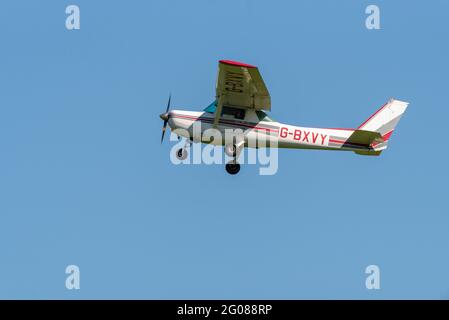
[160,60,409,175]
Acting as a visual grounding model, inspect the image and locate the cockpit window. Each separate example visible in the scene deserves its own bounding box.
[256,110,275,122]
[204,101,246,120]
[205,102,273,122]
[222,106,245,120]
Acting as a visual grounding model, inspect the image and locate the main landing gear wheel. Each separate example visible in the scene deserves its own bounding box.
[176,148,188,160]
[225,161,240,175]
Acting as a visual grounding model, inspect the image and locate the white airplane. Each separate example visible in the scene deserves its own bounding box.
[160,60,409,175]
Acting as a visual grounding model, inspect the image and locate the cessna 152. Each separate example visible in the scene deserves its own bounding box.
[160,60,409,175]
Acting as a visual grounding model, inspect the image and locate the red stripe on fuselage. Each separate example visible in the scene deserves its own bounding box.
[322,128,355,131]
[170,114,279,133]
[329,139,370,148]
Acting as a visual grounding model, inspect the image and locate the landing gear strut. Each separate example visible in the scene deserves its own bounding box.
[225,143,237,157]
[224,142,243,175]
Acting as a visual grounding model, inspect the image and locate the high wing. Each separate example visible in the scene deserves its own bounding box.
[214,60,271,126]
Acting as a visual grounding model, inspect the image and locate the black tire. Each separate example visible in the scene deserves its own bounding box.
[176,148,188,160]
[225,162,240,175]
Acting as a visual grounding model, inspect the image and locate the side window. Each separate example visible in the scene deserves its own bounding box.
[235,109,245,120]
[256,110,274,122]
[222,107,246,120]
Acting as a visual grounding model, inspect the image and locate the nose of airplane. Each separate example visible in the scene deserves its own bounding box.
[159,112,169,121]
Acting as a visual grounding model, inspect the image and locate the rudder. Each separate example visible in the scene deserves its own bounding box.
[358,98,409,150]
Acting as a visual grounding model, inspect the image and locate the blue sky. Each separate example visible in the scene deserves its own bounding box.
[0,0,448,299]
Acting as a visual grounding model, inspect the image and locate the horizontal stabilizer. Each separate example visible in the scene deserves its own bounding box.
[345,130,383,147]
[354,150,382,156]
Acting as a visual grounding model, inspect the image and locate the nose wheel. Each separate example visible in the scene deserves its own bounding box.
[175,139,191,161]
[176,148,188,160]
[225,160,240,175]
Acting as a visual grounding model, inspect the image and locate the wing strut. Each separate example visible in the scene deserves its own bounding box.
[213,94,224,128]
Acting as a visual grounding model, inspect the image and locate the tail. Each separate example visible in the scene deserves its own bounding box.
[357,98,409,152]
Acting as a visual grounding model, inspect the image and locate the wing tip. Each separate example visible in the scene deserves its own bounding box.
[219,60,256,68]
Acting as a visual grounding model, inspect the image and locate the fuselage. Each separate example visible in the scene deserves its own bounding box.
[168,109,371,153]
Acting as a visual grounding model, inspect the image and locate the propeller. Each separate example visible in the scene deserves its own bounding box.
[160,94,171,143]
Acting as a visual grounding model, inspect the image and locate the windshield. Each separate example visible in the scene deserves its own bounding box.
[204,100,217,113]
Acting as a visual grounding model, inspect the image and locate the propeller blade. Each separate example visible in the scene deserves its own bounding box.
[160,94,171,144]
[161,123,166,144]
[161,121,167,144]
[166,93,171,113]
